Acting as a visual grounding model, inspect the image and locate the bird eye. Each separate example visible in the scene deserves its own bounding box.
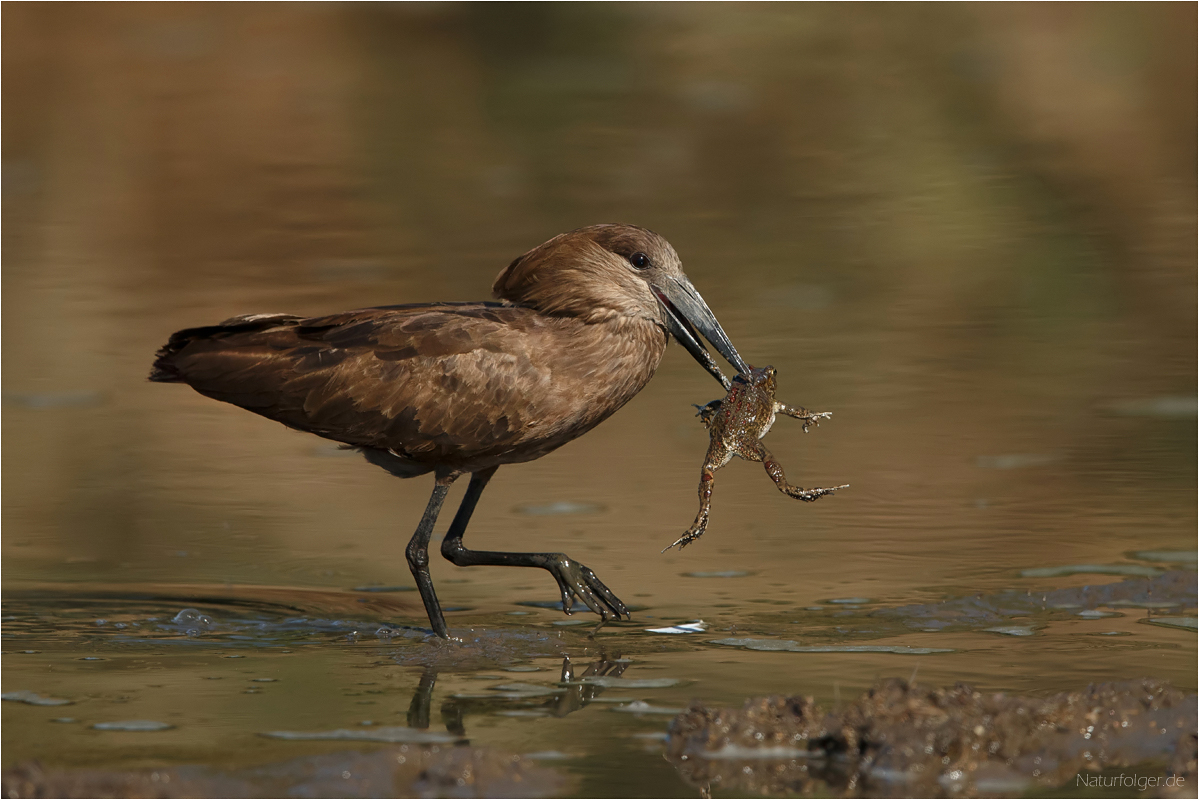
[628,252,651,270]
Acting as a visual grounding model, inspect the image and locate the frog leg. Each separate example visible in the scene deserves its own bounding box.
[751,442,848,501]
[663,463,717,552]
[775,403,832,433]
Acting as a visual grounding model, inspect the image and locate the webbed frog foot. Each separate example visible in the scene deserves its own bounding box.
[662,519,708,552]
[693,400,722,426]
[798,410,833,432]
[785,483,849,501]
[777,404,833,432]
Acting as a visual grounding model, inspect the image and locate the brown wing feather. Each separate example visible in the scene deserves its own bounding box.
[151,303,560,466]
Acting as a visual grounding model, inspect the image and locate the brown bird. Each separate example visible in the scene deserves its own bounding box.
[150,224,748,638]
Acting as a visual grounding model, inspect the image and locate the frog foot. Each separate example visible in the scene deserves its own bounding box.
[662,524,707,552]
[799,411,833,432]
[693,400,722,426]
[786,483,849,501]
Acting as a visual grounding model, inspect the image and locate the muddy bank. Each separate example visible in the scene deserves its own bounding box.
[1,744,566,799]
[666,678,1197,797]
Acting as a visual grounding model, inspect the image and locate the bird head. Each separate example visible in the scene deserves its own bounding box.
[493,224,748,388]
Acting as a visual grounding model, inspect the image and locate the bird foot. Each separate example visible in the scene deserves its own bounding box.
[549,555,630,621]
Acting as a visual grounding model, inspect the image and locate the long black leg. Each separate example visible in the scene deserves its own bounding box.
[440,467,629,622]
[441,466,498,551]
[406,470,459,638]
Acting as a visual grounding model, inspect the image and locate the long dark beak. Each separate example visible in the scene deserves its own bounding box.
[651,276,749,390]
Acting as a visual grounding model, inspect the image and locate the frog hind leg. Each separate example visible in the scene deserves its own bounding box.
[663,464,716,552]
[775,403,833,433]
[752,443,848,501]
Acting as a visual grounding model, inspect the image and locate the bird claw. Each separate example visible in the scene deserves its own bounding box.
[550,556,630,621]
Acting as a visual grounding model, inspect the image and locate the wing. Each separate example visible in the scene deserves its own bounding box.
[150,303,561,465]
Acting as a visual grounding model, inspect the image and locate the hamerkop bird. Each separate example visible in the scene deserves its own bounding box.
[150,224,748,638]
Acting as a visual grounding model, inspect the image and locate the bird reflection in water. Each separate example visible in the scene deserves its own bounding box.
[405,653,630,738]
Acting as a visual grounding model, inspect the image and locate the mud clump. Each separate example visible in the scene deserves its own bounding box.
[1,745,567,799]
[666,678,1197,797]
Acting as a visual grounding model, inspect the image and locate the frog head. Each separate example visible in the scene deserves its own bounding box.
[745,365,777,394]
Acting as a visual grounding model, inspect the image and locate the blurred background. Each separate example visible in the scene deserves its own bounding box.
[2,3,1195,784]
[5,0,1194,595]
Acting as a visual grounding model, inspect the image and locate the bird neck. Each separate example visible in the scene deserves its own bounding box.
[543,314,668,429]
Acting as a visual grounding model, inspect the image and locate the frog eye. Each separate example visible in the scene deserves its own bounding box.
[628,252,651,270]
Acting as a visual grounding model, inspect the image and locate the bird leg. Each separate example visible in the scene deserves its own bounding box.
[663,465,715,551]
[754,443,848,500]
[406,668,437,729]
[440,467,630,623]
[776,403,832,432]
[405,470,459,639]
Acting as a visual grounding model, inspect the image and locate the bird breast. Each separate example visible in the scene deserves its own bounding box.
[401,312,668,469]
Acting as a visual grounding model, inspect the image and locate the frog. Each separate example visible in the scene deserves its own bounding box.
[663,365,847,552]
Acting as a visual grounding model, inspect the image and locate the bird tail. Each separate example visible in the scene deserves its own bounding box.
[149,313,301,383]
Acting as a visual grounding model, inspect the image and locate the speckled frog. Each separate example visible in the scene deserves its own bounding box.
[663,365,847,551]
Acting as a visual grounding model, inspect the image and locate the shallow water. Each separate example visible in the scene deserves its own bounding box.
[3,4,1196,797]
